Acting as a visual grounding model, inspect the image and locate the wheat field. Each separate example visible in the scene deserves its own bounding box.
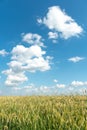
[0,96,87,130]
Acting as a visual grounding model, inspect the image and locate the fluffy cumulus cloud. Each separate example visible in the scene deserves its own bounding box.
[22,33,44,47]
[4,72,28,87]
[37,6,83,39]
[3,33,51,87]
[68,56,85,63]
[11,45,46,61]
[10,45,51,72]
[0,49,8,56]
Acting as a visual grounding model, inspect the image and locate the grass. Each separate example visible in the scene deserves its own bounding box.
[0,96,87,130]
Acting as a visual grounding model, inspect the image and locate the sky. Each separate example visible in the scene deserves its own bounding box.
[0,0,87,95]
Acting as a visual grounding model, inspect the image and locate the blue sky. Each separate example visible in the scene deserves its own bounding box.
[0,0,87,95]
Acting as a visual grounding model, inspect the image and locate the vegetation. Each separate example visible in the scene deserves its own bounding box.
[0,96,87,130]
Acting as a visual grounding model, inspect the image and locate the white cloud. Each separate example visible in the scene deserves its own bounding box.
[0,49,8,56]
[71,80,87,87]
[6,79,87,95]
[10,45,51,72]
[38,6,83,39]
[53,79,58,83]
[24,84,34,89]
[68,56,85,63]
[56,84,65,88]
[12,87,23,90]
[37,18,42,24]
[3,42,51,87]
[22,33,45,47]
[11,45,46,61]
[12,84,34,91]
[3,70,28,87]
[48,32,58,39]
[39,86,49,92]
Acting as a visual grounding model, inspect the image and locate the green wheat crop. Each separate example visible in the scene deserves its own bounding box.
[0,96,87,130]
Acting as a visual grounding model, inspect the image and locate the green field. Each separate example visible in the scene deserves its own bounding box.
[0,96,87,130]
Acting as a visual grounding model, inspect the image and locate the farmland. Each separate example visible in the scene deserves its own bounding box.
[0,96,87,130]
